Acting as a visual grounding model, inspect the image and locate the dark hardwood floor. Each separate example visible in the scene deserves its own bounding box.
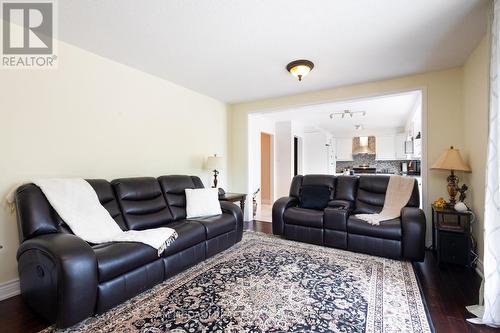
[1,220,497,333]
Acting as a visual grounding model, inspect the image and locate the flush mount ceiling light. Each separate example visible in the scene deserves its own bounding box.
[286,59,314,81]
[329,110,366,119]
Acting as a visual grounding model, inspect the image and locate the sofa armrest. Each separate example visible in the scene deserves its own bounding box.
[220,201,244,242]
[324,207,349,231]
[327,199,353,211]
[401,207,426,261]
[17,233,98,328]
[272,197,298,235]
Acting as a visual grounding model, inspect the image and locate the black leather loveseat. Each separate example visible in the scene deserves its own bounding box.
[273,174,425,261]
[15,175,243,328]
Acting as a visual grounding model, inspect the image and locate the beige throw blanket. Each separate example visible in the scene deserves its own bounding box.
[355,175,415,225]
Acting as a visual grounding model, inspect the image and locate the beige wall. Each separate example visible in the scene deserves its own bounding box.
[229,67,466,242]
[0,41,228,284]
[463,36,490,263]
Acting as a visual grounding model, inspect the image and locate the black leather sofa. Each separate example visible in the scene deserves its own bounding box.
[273,174,425,261]
[15,175,243,328]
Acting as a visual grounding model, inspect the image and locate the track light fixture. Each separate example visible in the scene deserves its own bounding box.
[329,110,366,119]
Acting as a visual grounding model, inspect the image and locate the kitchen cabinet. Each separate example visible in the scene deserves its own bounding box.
[303,131,329,174]
[376,133,408,160]
[375,135,395,160]
[335,137,353,161]
[395,133,407,159]
[413,138,422,158]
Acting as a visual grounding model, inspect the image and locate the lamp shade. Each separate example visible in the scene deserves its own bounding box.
[431,146,471,172]
[206,155,224,171]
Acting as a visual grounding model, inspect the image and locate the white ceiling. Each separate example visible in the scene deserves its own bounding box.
[259,91,421,135]
[58,0,488,103]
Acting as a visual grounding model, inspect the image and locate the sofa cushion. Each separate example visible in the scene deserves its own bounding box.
[302,174,336,188]
[161,220,206,256]
[354,176,419,214]
[299,185,331,210]
[93,242,158,282]
[289,175,303,198]
[158,175,204,220]
[284,207,323,228]
[189,213,236,239]
[87,179,127,231]
[112,177,174,230]
[347,216,402,241]
[354,176,388,214]
[335,176,358,202]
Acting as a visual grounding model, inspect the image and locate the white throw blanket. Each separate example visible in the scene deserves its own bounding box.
[355,175,415,225]
[31,179,177,256]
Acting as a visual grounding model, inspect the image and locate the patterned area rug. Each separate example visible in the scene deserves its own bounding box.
[44,231,433,333]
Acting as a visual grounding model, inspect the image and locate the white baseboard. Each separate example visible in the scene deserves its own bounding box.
[0,279,20,301]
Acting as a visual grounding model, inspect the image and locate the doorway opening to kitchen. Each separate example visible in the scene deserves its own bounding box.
[255,132,274,222]
[247,89,426,224]
[293,136,303,176]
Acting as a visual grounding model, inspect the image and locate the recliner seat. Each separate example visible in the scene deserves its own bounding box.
[15,175,243,328]
[273,174,426,261]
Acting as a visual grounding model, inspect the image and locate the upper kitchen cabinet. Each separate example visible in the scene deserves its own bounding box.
[302,130,335,174]
[395,133,407,159]
[413,132,422,158]
[375,135,396,160]
[336,137,353,161]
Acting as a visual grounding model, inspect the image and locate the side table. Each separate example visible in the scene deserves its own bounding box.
[431,204,473,267]
[219,193,246,213]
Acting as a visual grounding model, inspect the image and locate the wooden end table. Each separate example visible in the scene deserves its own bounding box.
[219,192,246,212]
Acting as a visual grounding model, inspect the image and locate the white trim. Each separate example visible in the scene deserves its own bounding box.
[0,279,20,301]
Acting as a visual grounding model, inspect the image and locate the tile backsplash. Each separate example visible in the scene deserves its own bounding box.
[336,154,404,174]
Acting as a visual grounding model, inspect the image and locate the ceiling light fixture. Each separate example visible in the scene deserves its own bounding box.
[286,59,314,81]
[329,110,366,119]
[354,124,364,130]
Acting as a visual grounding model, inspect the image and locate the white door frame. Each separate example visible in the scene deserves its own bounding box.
[260,131,274,205]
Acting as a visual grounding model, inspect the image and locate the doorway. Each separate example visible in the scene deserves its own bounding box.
[246,90,428,241]
[257,132,273,222]
[260,132,272,204]
[293,136,303,176]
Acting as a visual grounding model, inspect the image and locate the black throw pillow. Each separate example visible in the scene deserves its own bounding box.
[299,185,332,210]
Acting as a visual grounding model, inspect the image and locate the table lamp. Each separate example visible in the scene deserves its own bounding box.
[206,154,225,188]
[431,146,471,205]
